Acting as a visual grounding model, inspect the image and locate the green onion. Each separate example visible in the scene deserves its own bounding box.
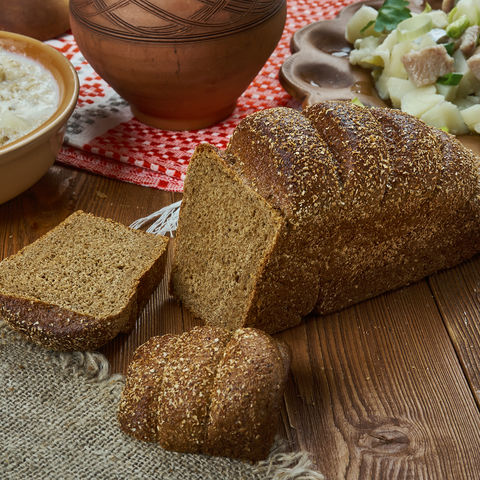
[351,97,366,107]
[443,42,455,56]
[437,73,464,85]
[446,14,470,38]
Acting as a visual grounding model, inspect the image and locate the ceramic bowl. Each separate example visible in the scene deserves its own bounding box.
[0,31,79,205]
[69,0,286,131]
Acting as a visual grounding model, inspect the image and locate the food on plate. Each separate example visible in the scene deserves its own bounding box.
[171,101,480,333]
[0,48,59,147]
[118,325,290,461]
[0,211,169,351]
[347,0,480,133]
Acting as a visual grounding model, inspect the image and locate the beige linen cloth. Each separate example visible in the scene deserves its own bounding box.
[0,320,323,480]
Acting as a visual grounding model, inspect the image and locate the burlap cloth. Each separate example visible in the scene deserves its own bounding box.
[0,320,323,479]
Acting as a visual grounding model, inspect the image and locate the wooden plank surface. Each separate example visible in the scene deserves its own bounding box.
[3,164,480,479]
[278,284,480,478]
[429,257,480,407]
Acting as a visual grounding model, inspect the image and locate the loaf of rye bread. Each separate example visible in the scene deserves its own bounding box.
[0,211,169,350]
[171,101,480,333]
[117,325,290,461]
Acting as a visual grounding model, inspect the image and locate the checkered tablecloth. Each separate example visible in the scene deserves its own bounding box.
[48,0,355,192]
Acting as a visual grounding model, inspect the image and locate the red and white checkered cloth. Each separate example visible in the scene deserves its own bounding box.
[48,0,355,192]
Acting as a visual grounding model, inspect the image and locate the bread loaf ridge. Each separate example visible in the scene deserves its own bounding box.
[171,101,480,333]
[117,326,290,461]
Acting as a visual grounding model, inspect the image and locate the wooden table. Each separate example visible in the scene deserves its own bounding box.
[2,163,480,479]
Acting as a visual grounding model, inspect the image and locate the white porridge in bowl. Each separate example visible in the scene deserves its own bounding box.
[0,49,59,147]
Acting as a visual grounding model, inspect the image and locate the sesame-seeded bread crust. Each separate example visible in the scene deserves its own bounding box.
[117,334,177,441]
[205,328,290,462]
[0,294,131,351]
[117,326,290,462]
[157,326,232,453]
[172,101,480,331]
[0,211,169,350]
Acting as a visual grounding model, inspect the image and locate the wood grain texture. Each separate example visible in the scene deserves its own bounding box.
[429,256,480,407]
[277,283,480,479]
[2,164,480,479]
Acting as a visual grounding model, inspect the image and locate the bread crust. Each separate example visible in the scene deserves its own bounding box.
[157,326,232,453]
[117,334,177,441]
[226,108,339,331]
[118,326,290,462]
[204,328,290,461]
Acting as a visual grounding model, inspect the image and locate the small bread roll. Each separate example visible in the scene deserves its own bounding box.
[118,326,290,461]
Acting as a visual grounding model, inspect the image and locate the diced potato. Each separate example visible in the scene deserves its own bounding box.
[387,77,417,107]
[350,36,384,68]
[428,10,449,28]
[387,41,413,79]
[378,30,399,52]
[456,96,480,108]
[345,5,379,43]
[450,49,480,97]
[401,87,443,116]
[375,71,392,100]
[460,104,480,130]
[415,33,438,49]
[420,101,469,134]
[457,70,480,97]
[453,49,468,73]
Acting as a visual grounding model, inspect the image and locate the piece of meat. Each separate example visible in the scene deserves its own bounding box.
[460,26,480,57]
[467,47,480,80]
[402,45,454,87]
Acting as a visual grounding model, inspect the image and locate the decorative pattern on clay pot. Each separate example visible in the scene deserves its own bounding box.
[70,0,286,130]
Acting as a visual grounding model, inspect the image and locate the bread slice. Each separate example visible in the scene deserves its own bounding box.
[0,211,169,351]
[170,143,288,331]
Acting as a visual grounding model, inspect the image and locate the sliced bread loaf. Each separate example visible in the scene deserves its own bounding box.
[0,210,169,350]
[171,102,480,333]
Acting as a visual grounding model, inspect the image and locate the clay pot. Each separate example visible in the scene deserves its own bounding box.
[69,0,286,131]
[0,0,70,41]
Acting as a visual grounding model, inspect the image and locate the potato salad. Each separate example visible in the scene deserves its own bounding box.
[347,0,480,134]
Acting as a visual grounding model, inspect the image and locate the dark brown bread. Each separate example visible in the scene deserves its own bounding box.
[157,326,231,453]
[117,334,177,441]
[171,102,480,332]
[0,211,169,350]
[170,144,288,331]
[204,328,288,461]
[118,326,290,462]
